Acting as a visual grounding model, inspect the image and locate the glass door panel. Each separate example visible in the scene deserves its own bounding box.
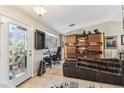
[9,24,27,80]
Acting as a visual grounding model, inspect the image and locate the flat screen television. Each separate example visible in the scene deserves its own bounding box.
[35,30,45,49]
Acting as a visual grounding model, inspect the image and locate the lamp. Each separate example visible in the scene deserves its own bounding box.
[34,6,47,17]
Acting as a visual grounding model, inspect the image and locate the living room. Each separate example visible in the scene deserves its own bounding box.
[0,1,124,90]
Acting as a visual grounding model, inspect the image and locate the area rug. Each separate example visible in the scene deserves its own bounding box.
[49,81,99,88]
[32,75,101,88]
[50,81,79,88]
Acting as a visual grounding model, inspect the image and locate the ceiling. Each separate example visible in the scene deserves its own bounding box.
[14,5,121,34]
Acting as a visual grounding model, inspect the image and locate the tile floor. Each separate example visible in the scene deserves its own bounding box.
[18,63,124,88]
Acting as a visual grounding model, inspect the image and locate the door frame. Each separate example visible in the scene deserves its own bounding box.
[0,15,34,86]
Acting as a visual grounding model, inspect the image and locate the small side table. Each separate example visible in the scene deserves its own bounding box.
[119,52,124,60]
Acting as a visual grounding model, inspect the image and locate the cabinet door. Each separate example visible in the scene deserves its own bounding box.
[70,36,76,43]
[65,47,76,53]
[64,36,76,43]
[88,34,103,42]
[64,36,68,43]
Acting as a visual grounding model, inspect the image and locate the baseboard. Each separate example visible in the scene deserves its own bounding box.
[32,73,37,77]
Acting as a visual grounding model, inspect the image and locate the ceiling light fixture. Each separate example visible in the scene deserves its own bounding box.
[34,6,47,17]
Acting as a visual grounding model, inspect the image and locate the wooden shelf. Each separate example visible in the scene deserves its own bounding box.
[76,48,88,49]
[88,50,103,53]
[76,45,87,47]
[64,33,104,59]
[89,45,102,46]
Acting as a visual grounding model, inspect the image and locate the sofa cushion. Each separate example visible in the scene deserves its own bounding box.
[77,58,122,75]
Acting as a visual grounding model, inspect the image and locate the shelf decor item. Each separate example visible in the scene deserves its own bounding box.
[83,30,86,36]
[94,29,101,34]
[88,31,91,35]
[105,36,118,49]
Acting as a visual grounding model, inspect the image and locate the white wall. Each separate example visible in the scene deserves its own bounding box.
[0,6,60,75]
[66,21,124,59]
[65,8,124,59]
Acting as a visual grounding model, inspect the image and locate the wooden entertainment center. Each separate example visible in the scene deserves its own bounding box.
[64,33,104,59]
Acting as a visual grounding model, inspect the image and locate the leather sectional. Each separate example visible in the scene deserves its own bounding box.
[63,58,124,85]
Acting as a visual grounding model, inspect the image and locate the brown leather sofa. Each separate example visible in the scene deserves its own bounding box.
[63,58,124,85]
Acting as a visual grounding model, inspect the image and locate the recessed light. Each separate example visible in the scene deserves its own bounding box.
[69,24,75,27]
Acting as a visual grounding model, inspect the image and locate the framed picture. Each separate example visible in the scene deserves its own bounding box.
[121,35,124,45]
[35,30,45,50]
[105,36,118,49]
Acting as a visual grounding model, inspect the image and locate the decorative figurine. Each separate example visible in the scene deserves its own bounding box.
[94,29,101,34]
[83,30,86,35]
[88,31,91,35]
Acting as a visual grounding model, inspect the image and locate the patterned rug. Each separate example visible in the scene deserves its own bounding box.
[50,81,79,88]
[49,81,98,88]
[36,75,101,88]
